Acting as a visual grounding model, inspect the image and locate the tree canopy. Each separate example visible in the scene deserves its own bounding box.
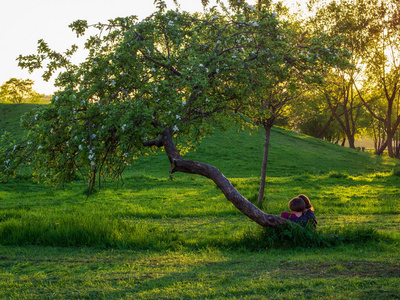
[0,78,37,103]
[1,1,349,227]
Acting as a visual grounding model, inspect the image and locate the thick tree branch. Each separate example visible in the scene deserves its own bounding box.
[144,129,287,228]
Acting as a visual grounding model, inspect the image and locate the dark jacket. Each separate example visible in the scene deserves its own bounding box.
[289,209,317,228]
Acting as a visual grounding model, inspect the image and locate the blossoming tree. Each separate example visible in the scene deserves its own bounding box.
[0,1,348,227]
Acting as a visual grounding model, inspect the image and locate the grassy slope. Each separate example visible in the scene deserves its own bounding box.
[0,103,400,299]
[0,103,39,139]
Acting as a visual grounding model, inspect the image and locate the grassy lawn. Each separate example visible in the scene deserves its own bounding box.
[0,104,400,299]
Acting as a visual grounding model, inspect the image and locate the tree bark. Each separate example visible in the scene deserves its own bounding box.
[257,123,272,205]
[144,129,287,228]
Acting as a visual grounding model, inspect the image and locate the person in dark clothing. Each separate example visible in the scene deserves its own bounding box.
[290,208,317,228]
[281,195,317,228]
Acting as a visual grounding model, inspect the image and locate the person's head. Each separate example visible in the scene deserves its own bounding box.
[298,194,314,211]
[289,197,306,213]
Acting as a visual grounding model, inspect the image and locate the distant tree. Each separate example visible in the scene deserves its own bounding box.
[0,78,35,103]
[292,91,346,144]
[311,0,400,157]
[306,0,376,149]
[239,1,349,204]
[0,1,347,228]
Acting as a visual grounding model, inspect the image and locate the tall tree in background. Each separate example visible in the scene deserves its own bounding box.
[310,0,400,157]
[241,1,348,204]
[307,0,375,149]
[354,0,400,157]
[0,78,35,103]
[291,90,346,144]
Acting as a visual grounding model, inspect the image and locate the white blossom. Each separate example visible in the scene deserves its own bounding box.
[150,67,156,72]
[252,21,259,27]
[91,134,96,139]
[13,145,17,151]
[168,21,174,26]
[217,40,221,45]
[91,161,96,167]
[55,96,59,101]
[182,100,186,106]
[212,15,218,20]
[172,125,179,132]
[38,145,43,150]
[176,115,181,120]
[122,124,127,131]
[79,145,83,151]
[272,12,277,17]
[247,5,255,10]
[66,141,69,147]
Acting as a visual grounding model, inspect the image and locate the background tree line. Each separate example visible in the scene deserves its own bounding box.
[290,0,400,159]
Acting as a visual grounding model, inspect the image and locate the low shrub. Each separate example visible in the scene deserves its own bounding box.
[239,223,394,250]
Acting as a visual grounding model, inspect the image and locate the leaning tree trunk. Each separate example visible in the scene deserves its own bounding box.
[144,129,287,228]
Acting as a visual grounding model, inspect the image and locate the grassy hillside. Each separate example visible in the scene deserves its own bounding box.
[0,103,39,140]
[0,103,400,299]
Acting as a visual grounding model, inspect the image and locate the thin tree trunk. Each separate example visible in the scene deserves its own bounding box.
[316,115,335,139]
[257,124,272,205]
[144,129,287,228]
[347,134,355,148]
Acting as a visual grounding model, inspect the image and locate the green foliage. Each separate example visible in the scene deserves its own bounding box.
[241,223,392,250]
[0,212,182,249]
[3,2,350,193]
[0,78,40,104]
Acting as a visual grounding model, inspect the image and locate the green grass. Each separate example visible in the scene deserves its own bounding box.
[0,103,400,299]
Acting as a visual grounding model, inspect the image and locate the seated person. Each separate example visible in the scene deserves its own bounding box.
[297,194,317,228]
[281,195,317,228]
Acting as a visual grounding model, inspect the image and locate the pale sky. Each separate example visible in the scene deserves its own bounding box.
[0,0,299,95]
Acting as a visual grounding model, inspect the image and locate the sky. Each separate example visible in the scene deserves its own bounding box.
[0,0,298,95]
